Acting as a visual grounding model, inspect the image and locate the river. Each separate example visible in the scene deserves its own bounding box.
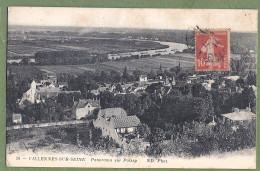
[108,40,188,60]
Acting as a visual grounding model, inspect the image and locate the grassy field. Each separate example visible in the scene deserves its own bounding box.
[7,36,167,58]
[35,53,241,75]
[8,52,240,77]
[36,53,195,75]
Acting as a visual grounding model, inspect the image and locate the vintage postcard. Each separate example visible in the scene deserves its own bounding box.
[6,7,257,168]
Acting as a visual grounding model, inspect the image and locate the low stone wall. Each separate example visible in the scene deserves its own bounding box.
[6,120,88,131]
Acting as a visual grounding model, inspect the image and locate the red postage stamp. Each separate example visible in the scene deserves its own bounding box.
[195,29,230,71]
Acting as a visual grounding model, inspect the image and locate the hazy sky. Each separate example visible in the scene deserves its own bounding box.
[8,7,258,32]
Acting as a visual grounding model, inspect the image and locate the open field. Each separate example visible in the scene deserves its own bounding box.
[7,36,168,58]
[35,54,195,75]
[35,53,241,75]
[8,53,241,76]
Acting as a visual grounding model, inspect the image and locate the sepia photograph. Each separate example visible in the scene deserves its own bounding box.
[6,7,257,168]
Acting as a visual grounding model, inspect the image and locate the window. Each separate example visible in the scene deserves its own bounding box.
[121,128,126,133]
[127,127,134,133]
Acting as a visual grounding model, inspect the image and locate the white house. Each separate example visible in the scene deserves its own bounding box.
[73,99,101,119]
[12,113,22,124]
[93,108,141,144]
[222,107,256,126]
[139,75,148,82]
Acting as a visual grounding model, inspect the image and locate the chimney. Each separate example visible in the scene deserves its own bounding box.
[234,108,239,113]
[246,107,251,112]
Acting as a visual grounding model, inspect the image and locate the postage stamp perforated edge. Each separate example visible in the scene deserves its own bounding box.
[194,28,231,71]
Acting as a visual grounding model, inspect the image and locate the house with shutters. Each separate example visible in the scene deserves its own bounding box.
[73,99,101,119]
[93,108,141,144]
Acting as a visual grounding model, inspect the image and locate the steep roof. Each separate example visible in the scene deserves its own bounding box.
[36,91,59,99]
[99,108,127,118]
[112,115,140,128]
[76,99,100,108]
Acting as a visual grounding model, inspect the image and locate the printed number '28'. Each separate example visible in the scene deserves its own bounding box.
[197,59,205,66]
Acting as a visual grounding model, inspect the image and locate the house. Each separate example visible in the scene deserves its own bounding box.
[19,80,79,106]
[40,74,57,85]
[223,76,240,81]
[126,85,145,94]
[202,80,215,90]
[7,59,23,64]
[58,82,68,89]
[187,75,199,83]
[121,83,134,92]
[91,89,100,96]
[12,113,22,124]
[108,54,120,60]
[221,107,256,128]
[139,75,148,82]
[164,76,176,86]
[93,108,141,144]
[73,99,101,119]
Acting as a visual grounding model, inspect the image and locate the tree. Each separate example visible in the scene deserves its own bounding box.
[247,71,256,86]
[145,82,164,94]
[191,83,207,97]
[110,70,121,83]
[161,94,194,124]
[211,82,219,90]
[113,94,125,108]
[236,78,245,88]
[146,127,165,156]
[219,92,232,114]
[123,94,141,116]
[147,69,157,80]
[193,97,208,122]
[178,72,188,81]
[225,79,236,92]
[133,69,143,81]
[136,123,151,140]
[100,70,108,82]
[157,64,163,75]
[115,84,123,93]
[122,66,130,82]
[100,91,115,109]
[170,66,181,76]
